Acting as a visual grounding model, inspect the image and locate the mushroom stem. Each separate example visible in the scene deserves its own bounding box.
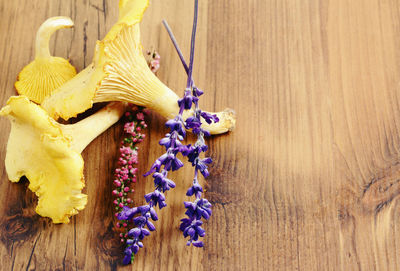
[35,17,74,59]
[61,102,128,153]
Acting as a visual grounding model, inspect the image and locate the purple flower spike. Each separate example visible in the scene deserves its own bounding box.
[162,0,213,250]
[122,0,217,264]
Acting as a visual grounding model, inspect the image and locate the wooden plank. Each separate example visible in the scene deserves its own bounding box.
[1,0,400,270]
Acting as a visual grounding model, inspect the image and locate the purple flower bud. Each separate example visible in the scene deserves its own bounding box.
[153,172,176,192]
[186,182,203,196]
[144,158,163,176]
[200,112,219,124]
[159,136,172,148]
[195,157,212,178]
[165,118,186,137]
[141,228,150,236]
[132,244,139,254]
[133,216,146,226]
[193,86,203,97]
[138,205,150,215]
[128,228,141,238]
[180,218,206,244]
[124,247,132,256]
[149,207,158,221]
[159,200,167,209]
[187,227,195,237]
[192,241,204,247]
[168,179,176,188]
[170,156,184,171]
[118,206,138,221]
[185,116,202,134]
[144,190,166,208]
[147,220,156,231]
[179,218,192,231]
[123,255,132,265]
[178,94,193,110]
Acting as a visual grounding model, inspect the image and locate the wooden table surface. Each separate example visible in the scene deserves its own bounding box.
[1,0,400,270]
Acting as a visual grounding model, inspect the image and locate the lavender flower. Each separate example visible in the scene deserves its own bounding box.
[163,1,218,248]
[120,0,219,264]
[119,77,193,264]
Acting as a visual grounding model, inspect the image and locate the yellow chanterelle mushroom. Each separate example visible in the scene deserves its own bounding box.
[0,96,126,223]
[15,16,77,104]
[41,0,235,135]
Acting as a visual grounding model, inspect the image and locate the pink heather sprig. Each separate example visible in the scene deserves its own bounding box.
[113,108,147,245]
[112,48,158,264]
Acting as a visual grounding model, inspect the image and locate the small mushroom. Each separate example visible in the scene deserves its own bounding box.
[0,96,126,223]
[15,17,76,104]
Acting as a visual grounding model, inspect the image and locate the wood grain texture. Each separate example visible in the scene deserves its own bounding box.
[1,0,400,270]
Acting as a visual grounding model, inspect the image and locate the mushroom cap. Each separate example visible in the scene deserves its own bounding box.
[41,0,149,120]
[15,16,77,104]
[0,96,87,223]
[15,57,76,104]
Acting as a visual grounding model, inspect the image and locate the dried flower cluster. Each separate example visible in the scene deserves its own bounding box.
[113,108,147,245]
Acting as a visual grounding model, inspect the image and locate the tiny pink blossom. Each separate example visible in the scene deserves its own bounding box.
[124,122,135,134]
[136,112,144,120]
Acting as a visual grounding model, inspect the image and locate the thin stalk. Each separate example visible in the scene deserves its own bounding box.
[162,20,189,73]
[186,0,199,89]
